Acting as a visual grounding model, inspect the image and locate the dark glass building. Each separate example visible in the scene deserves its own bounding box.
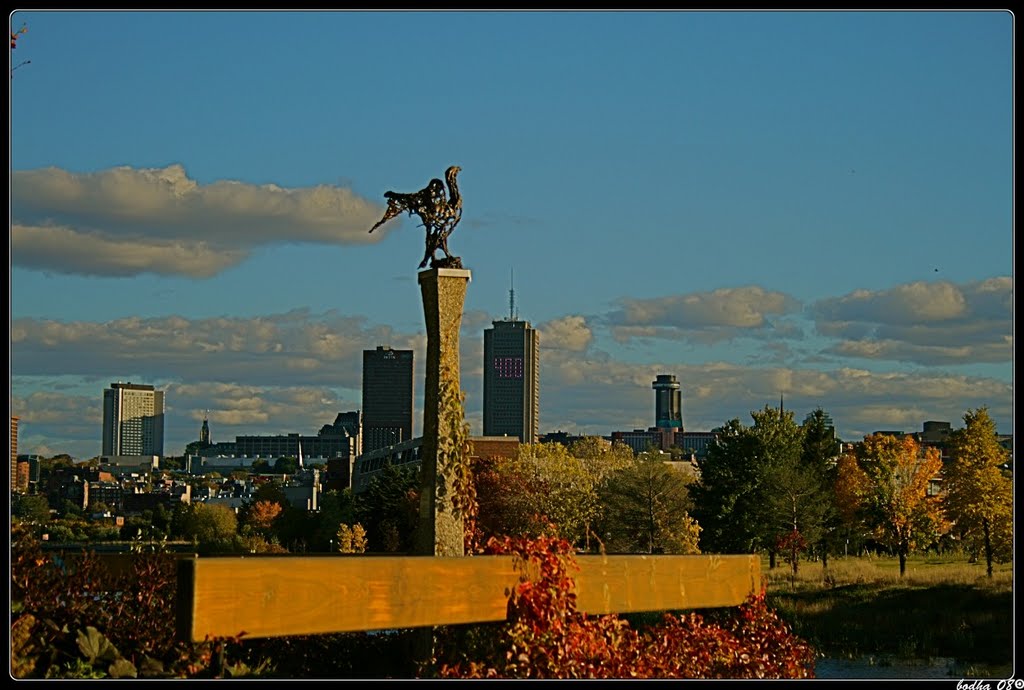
[361,346,414,454]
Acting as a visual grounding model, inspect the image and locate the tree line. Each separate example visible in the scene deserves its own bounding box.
[13,406,1011,577]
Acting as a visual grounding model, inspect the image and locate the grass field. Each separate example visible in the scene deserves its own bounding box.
[762,554,1014,669]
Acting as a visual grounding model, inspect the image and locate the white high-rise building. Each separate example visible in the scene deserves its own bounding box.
[102,382,165,457]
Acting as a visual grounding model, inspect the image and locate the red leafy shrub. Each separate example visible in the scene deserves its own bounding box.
[434,530,816,679]
[10,521,244,678]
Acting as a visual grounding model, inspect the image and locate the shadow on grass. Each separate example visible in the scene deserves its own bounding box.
[767,583,1013,666]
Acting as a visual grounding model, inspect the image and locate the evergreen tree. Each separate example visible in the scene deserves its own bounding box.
[799,408,842,566]
[690,418,763,553]
[354,463,419,552]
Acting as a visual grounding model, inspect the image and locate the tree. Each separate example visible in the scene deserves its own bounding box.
[690,418,763,554]
[512,442,603,548]
[799,408,842,566]
[745,406,808,569]
[273,456,299,475]
[691,407,817,567]
[335,523,368,553]
[943,407,1013,576]
[833,451,872,556]
[567,436,634,482]
[473,455,549,544]
[13,494,51,524]
[245,500,283,536]
[178,502,238,550]
[855,434,946,576]
[598,452,700,554]
[354,462,419,552]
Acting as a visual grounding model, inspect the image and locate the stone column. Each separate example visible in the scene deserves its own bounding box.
[414,267,471,557]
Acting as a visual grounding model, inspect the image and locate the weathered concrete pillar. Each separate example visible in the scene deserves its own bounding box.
[414,267,471,557]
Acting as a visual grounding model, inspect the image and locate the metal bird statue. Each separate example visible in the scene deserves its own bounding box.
[369,165,464,269]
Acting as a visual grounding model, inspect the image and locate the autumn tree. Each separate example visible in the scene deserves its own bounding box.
[943,407,1012,576]
[855,434,946,576]
[335,523,368,553]
[473,454,549,544]
[245,500,283,537]
[598,452,701,554]
[833,450,872,556]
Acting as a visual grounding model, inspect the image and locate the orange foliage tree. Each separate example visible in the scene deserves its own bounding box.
[850,434,947,576]
[246,499,283,536]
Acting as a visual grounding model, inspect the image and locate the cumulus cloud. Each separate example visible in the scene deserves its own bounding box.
[11,164,388,277]
[10,310,423,389]
[809,278,1012,365]
[538,315,592,352]
[607,286,800,344]
[536,353,1012,444]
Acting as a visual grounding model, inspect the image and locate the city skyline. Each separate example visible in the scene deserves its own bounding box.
[10,11,1013,459]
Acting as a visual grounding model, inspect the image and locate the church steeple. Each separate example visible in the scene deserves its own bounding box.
[200,411,211,446]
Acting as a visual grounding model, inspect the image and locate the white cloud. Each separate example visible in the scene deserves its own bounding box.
[538,315,592,352]
[810,278,1012,365]
[11,164,388,277]
[607,286,800,344]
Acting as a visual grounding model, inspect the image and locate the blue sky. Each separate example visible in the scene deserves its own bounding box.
[9,10,1014,459]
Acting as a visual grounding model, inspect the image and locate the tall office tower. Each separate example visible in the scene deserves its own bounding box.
[652,374,682,430]
[102,382,165,456]
[10,416,19,492]
[362,346,414,454]
[483,318,540,444]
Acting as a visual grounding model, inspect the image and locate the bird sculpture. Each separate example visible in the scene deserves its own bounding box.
[369,165,463,269]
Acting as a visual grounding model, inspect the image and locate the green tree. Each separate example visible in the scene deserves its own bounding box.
[598,452,701,554]
[273,456,299,475]
[312,489,357,551]
[354,463,419,552]
[178,502,239,551]
[943,407,1013,576]
[690,418,762,554]
[13,494,51,524]
[799,408,842,566]
[514,442,603,548]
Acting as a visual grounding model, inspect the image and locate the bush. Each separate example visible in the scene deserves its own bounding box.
[10,522,262,678]
[433,531,816,678]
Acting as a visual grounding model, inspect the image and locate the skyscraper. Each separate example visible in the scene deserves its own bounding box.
[102,382,165,456]
[483,319,539,443]
[362,346,414,454]
[652,374,682,430]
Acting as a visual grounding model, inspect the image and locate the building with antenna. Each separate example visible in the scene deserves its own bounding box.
[482,271,539,444]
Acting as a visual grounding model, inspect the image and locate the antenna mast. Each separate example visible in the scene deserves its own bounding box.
[509,268,517,320]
